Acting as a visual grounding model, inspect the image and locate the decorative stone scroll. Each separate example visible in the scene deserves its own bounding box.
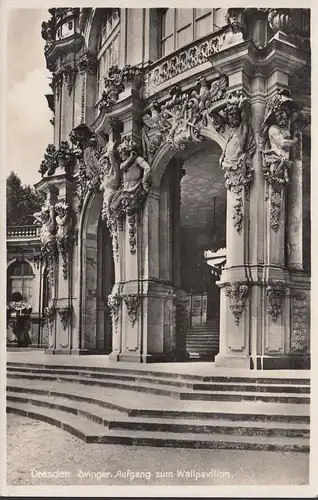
[33,205,57,286]
[55,200,74,279]
[144,33,227,98]
[99,65,142,111]
[124,295,140,328]
[57,306,72,330]
[261,89,302,232]
[265,281,288,322]
[224,282,249,325]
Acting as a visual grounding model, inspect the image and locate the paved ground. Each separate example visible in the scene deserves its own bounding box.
[7,414,309,486]
[6,351,311,379]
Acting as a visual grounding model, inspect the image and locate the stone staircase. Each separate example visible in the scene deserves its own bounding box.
[186,318,220,359]
[6,362,310,452]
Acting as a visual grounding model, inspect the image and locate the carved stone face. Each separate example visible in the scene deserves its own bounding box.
[275,108,289,128]
[227,107,241,128]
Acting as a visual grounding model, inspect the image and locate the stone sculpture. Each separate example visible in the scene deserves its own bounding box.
[55,200,74,279]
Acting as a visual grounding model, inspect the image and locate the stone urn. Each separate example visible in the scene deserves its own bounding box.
[268,9,292,34]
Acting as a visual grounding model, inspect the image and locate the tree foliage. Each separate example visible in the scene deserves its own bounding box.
[6,172,44,226]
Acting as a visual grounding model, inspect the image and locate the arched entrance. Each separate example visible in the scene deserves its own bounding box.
[157,141,226,361]
[80,191,114,352]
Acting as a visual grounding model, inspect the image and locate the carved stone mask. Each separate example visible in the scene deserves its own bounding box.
[227,107,241,128]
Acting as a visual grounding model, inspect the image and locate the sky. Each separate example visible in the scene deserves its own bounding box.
[6,8,53,187]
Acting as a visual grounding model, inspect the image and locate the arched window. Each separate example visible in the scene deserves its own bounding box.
[7,260,34,304]
[160,8,224,57]
[96,9,120,101]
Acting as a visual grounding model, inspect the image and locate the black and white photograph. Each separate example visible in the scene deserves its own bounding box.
[2,3,315,496]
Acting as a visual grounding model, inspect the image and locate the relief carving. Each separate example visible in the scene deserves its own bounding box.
[57,306,72,331]
[99,65,142,111]
[261,89,303,231]
[224,282,249,325]
[55,201,74,279]
[33,205,57,286]
[291,294,309,353]
[124,295,140,328]
[108,293,121,330]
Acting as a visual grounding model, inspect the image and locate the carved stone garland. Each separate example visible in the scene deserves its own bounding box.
[265,281,288,322]
[57,306,72,330]
[290,294,309,353]
[63,65,77,96]
[44,305,56,334]
[124,295,140,328]
[224,282,249,325]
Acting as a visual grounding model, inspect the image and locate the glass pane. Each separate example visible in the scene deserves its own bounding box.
[196,14,212,38]
[11,279,22,293]
[177,25,193,48]
[177,9,193,30]
[161,35,174,57]
[195,9,212,19]
[22,262,33,276]
[112,35,119,64]
[162,8,174,38]
[11,262,23,276]
[214,8,226,29]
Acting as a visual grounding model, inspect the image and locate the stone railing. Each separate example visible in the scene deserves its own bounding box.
[7,226,40,239]
[144,27,228,98]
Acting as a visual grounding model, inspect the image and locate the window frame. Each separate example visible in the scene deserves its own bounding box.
[8,261,34,304]
[160,8,221,58]
[96,9,120,102]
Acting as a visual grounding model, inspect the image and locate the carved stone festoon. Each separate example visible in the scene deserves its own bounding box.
[55,200,74,279]
[63,65,77,96]
[224,282,249,325]
[265,281,288,323]
[57,306,72,330]
[50,71,63,100]
[261,89,302,232]
[291,294,309,353]
[124,295,140,328]
[107,293,122,330]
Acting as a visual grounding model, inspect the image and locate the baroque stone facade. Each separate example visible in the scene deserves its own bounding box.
[32,7,310,368]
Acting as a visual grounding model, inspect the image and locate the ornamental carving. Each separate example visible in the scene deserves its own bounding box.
[39,144,58,176]
[100,136,151,255]
[55,200,74,279]
[108,293,121,329]
[232,197,243,233]
[224,282,249,325]
[57,306,72,331]
[63,65,77,95]
[291,294,309,353]
[144,33,227,98]
[261,89,303,231]
[50,71,63,100]
[69,124,101,212]
[44,305,56,334]
[99,65,142,111]
[142,78,256,216]
[267,9,292,34]
[265,281,288,322]
[78,54,97,76]
[33,205,57,286]
[124,295,140,328]
[39,141,74,177]
[41,16,56,51]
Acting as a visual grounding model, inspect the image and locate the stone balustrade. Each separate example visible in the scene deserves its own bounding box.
[7,226,40,239]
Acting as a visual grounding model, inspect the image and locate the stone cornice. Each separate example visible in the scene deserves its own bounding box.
[45,33,84,71]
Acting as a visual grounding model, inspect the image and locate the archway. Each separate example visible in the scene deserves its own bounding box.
[80,191,114,352]
[157,140,226,361]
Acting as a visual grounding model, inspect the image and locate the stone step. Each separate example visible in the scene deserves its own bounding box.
[7,380,309,422]
[7,392,309,438]
[6,401,309,452]
[6,370,310,403]
[7,361,310,385]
